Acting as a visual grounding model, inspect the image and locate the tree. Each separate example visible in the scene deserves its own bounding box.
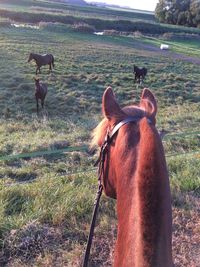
[190,0,200,27]
[155,0,200,27]
[155,0,170,23]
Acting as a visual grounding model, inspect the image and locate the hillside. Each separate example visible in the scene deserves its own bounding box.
[50,0,87,5]
[1,0,200,35]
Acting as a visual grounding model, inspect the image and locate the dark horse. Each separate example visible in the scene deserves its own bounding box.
[34,77,48,113]
[28,53,54,75]
[134,65,147,84]
[92,87,173,267]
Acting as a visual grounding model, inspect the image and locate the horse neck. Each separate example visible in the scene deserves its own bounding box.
[35,82,41,92]
[33,53,41,61]
[113,118,172,267]
[32,53,37,59]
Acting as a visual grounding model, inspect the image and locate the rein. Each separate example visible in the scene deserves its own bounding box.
[82,116,145,267]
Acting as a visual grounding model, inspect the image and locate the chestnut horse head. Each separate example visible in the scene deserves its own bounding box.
[92,87,173,267]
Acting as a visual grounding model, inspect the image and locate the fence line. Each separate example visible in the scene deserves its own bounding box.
[1,149,200,188]
[163,130,200,140]
[3,168,97,188]
[166,149,200,158]
[0,145,88,162]
[0,130,199,162]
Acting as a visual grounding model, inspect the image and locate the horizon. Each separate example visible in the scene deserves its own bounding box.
[85,0,159,11]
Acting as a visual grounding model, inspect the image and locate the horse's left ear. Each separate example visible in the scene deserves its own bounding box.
[102,87,125,122]
[140,88,157,119]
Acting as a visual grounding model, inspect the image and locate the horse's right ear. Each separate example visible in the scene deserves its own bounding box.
[33,76,39,81]
[140,88,157,119]
[102,87,125,122]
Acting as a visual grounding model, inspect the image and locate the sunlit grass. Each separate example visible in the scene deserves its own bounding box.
[141,35,200,57]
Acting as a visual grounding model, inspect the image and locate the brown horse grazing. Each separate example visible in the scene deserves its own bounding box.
[28,53,54,74]
[34,77,48,113]
[92,87,173,267]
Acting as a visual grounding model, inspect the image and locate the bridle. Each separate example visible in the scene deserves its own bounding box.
[82,115,151,267]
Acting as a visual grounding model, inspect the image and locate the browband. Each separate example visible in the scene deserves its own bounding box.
[108,116,152,142]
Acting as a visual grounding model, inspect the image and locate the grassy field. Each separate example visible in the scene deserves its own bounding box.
[0,1,200,266]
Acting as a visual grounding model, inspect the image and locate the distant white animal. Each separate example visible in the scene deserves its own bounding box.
[94,32,104,35]
[160,44,169,50]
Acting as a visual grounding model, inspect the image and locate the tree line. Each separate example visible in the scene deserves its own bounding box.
[155,0,200,27]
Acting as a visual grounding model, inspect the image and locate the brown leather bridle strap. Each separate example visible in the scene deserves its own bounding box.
[108,116,143,140]
[82,183,103,267]
[82,116,151,267]
[93,116,143,167]
[82,143,106,267]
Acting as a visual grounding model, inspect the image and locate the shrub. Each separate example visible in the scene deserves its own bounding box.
[132,31,143,38]
[39,22,72,32]
[72,23,96,33]
[162,32,174,40]
[103,30,120,36]
[162,32,200,40]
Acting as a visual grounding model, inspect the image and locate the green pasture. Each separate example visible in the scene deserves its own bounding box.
[141,35,200,57]
[0,1,199,266]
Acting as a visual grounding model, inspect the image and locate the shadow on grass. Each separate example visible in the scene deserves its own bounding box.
[7,171,37,182]
[4,190,33,216]
[0,224,87,267]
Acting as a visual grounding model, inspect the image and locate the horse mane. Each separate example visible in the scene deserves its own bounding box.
[91,118,108,148]
[143,67,147,75]
[136,118,163,265]
[134,65,139,72]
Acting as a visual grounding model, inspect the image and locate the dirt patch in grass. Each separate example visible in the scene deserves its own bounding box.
[0,222,64,266]
[7,171,37,182]
[173,208,200,267]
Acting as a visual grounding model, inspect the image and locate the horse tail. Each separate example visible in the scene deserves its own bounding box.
[51,55,55,68]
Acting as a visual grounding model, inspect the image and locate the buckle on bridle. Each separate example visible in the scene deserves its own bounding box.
[93,130,110,167]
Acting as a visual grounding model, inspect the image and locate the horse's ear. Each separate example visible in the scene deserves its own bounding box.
[140,88,157,119]
[102,87,125,121]
[34,76,39,81]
